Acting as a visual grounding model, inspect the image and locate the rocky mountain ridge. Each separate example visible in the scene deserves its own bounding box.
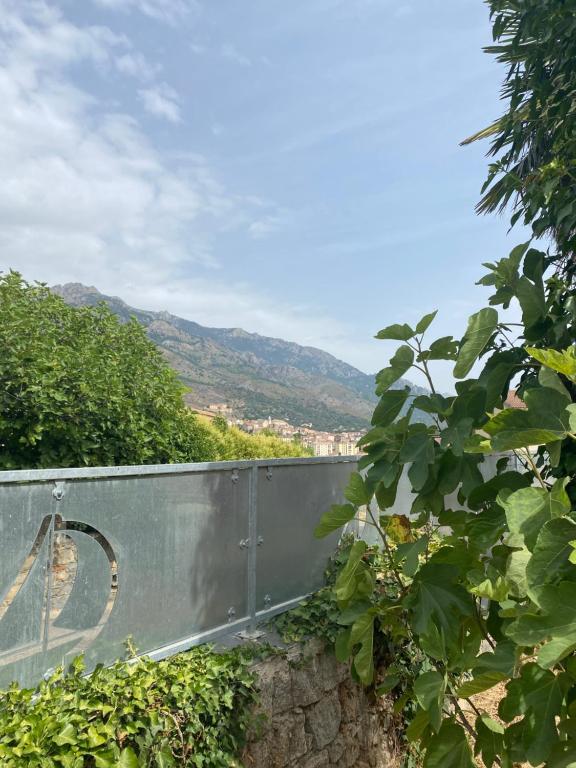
[52,282,426,431]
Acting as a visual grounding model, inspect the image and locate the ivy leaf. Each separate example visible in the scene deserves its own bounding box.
[454,307,499,379]
[526,517,576,605]
[507,582,576,668]
[375,323,414,341]
[314,503,357,538]
[498,663,563,765]
[423,721,475,768]
[415,310,438,335]
[375,346,414,394]
[475,715,504,768]
[372,388,410,427]
[119,748,140,768]
[414,670,445,732]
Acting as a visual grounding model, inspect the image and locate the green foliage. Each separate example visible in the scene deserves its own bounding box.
[0,273,216,469]
[200,419,313,460]
[0,645,256,767]
[462,1,576,264]
[315,5,576,760]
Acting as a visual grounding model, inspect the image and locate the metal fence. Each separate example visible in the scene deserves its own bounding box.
[0,456,357,689]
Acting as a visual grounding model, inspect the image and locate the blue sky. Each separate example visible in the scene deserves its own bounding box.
[0,0,521,389]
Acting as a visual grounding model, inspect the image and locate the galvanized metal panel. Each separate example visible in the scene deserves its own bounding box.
[255,461,355,614]
[0,457,358,689]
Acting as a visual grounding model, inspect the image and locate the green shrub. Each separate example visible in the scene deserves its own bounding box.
[201,420,313,461]
[0,645,256,768]
[0,273,217,469]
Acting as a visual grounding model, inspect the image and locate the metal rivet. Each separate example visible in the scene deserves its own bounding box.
[257,536,264,547]
[238,538,251,549]
[52,483,64,501]
[227,607,236,622]
[264,594,271,606]
[231,470,239,484]
[266,467,273,481]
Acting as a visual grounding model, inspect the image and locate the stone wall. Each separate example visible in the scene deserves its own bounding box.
[243,638,399,768]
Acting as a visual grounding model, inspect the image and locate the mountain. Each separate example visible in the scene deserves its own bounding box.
[52,283,426,431]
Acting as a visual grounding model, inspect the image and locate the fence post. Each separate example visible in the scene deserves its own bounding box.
[237,464,264,640]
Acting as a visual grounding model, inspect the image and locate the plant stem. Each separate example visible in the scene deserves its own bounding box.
[366,503,404,591]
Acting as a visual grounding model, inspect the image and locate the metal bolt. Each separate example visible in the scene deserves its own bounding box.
[257,536,264,547]
[52,483,64,501]
[266,467,273,481]
[227,607,236,622]
[231,469,239,484]
[264,594,272,607]
[238,538,251,549]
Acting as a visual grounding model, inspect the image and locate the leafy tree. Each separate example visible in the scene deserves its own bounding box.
[0,273,216,469]
[463,0,576,270]
[201,419,313,460]
[315,2,576,766]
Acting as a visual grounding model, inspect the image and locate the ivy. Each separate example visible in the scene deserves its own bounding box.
[0,645,256,767]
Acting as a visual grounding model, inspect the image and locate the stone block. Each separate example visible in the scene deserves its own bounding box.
[291,656,323,707]
[317,651,339,692]
[299,749,330,768]
[269,710,308,768]
[306,688,341,750]
[338,679,362,724]
[328,734,345,764]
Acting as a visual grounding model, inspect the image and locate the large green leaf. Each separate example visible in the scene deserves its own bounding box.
[516,274,546,328]
[475,715,504,768]
[375,345,414,393]
[527,346,576,382]
[425,335,458,361]
[498,663,564,765]
[484,388,572,450]
[454,308,499,379]
[499,484,570,551]
[371,388,410,427]
[423,721,475,768]
[344,472,372,506]
[335,540,368,604]
[456,671,507,698]
[414,670,445,732]
[407,564,474,660]
[526,517,576,604]
[314,503,356,538]
[507,582,576,668]
[375,323,414,341]
[415,310,438,335]
[350,611,375,684]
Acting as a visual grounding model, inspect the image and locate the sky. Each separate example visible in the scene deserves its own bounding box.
[0,0,522,389]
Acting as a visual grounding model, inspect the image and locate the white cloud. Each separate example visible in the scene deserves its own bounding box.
[0,1,375,376]
[115,51,160,80]
[220,43,252,67]
[139,82,181,122]
[0,0,263,289]
[91,0,199,25]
